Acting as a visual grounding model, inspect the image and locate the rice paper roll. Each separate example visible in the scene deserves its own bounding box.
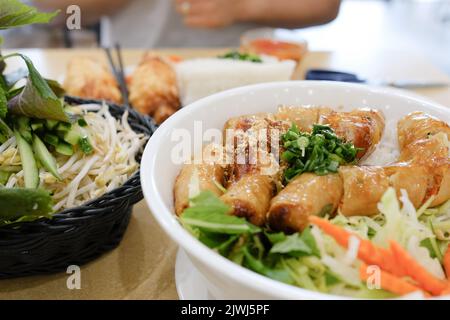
[221,174,275,226]
[268,173,343,232]
[338,166,389,216]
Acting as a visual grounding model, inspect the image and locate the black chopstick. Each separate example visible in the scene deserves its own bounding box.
[103,44,130,107]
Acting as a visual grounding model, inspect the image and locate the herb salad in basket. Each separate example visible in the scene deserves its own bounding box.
[0,1,155,278]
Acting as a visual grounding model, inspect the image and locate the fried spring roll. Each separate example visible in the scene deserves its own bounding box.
[338,166,389,216]
[129,54,180,124]
[268,173,343,232]
[397,111,450,150]
[275,106,385,159]
[275,106,332,132]
[174,144,225,215]
[174,163,225,215]
[221,174,275,226]
[398,132,450,207]
[223,113,289,184]
[64,57,122,103]
[384,164,430,208]
[321,109,385,159]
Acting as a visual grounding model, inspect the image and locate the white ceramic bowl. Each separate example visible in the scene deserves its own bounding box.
[140,81,450,299]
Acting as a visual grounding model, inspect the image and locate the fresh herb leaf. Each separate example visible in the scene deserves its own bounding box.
[218,51,262,63]
[180,191,261,234]
[0,0,59,30]
[281,124,361,182]
[6,54,69,122]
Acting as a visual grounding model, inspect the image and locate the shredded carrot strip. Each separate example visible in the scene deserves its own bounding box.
[389,240,448,296]
[359,263,429,297]
[309,216,400,275]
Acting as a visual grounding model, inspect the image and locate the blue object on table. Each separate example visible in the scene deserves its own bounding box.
[305,69,365,83]
[305,69,449,89]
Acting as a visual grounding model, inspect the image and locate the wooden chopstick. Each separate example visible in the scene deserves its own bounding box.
[103,44,130,107]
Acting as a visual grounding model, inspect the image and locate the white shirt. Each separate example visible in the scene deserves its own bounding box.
[103,0,259,48]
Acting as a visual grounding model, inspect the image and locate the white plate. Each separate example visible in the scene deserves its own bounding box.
[175,248,215,300]
[141,81,450,300]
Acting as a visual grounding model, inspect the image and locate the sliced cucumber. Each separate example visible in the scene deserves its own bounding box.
[55,141,74,156]
[14,130,39,188]
[43,133,59,147]
[45,119,59,130]
[63,126,81,146]
[32,134,62,180]
[31,122,44,132]
[56,122,72,133]
[16,116,32,143]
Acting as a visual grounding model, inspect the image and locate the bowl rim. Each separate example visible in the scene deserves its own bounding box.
[141,80,447,300]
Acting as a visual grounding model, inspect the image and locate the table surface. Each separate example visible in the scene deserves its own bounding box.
[0,48,449,300]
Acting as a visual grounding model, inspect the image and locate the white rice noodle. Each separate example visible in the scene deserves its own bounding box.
[362,119,399,166]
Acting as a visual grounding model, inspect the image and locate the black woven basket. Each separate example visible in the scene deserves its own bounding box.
[0,96,157,279]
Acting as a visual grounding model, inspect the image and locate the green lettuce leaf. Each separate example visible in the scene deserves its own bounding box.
[0,0,59,30]
[7,54,69,122]
[0,187,53,220]
[242,246,294,284]
[269,228,320,258]
[180,191,261,234]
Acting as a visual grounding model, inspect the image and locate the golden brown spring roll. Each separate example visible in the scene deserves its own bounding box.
[223,113,289,185]
[275,106,332,132]
[268,173,343,232]
[128,54,180,124]
[384,164,430,208]
[397,111,450,150]
[321,109,385,159]
[221,174,275,226]
[174,163,225,215]
[338,166,390,216]
[275,106,385,159]
[398,133,450,207]
[64,57,122,103]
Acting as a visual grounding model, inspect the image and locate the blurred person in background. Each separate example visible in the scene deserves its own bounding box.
[14,0,340,48]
